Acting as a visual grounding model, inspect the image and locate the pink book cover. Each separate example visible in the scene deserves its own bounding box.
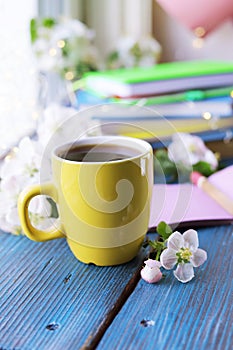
[149,165,233,230]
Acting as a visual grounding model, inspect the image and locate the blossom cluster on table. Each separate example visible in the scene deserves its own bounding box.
[0,104,77,234]
[141,223,207,284]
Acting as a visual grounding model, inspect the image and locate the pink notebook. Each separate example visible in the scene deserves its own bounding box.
[149,165,233,230]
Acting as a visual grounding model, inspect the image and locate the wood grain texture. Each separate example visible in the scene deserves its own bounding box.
[97,225,233,350]
[0,232,146,350]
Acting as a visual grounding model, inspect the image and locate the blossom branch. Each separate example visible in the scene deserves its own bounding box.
[141,222,207,284]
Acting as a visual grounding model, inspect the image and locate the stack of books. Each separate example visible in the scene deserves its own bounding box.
[73,60,233,158]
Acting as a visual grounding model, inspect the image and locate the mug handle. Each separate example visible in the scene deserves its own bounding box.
[18,182,65,241]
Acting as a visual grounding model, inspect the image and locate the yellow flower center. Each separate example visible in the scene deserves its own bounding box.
[188,144,197,153]
[176,247,192,264]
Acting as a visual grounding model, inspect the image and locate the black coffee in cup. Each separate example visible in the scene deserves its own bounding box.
[59,143,140,162]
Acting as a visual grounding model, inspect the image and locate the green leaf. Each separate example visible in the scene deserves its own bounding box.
[61,40,69,57]
[156,221,173,240]
[107,51,119,63]
[148,239,166,261]
[154,149,178,183]
[148,240,164,250]
[155,149,169,161]
[42,17,56,28]
[193,161,215,177]
[30,17,56,44]
[30,18,38,43]
[130,43,143,64]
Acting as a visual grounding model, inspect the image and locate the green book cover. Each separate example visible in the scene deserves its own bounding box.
[80,60,233,85]
[74,60,233,98]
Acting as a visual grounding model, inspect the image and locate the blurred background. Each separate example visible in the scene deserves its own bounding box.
[36,0,233,61]
[37,0,233,61]
[1,0,233,152]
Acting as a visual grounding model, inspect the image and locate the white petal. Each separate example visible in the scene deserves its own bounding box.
[183,229,199,251]
[191,248,207,267]
[18,137,35,162]
[0,216,15,233]
[174,263,194,283]
[6,207,21,226]
[33,217,57,231]
[18,138,42,168]
[1,175,22,194]
[144,259,161,268]
[167,231,184,251]
[29,196,52,216]
[1,158,21,178]
[160,248,177,270]
[204,150,218,170]
[0,191,15,212]
[141,265,162,284]
[188,153,201,165]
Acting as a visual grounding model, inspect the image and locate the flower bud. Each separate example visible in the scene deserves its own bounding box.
[141,259,162,284]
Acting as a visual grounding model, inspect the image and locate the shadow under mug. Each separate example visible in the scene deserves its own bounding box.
[18,136,154,266]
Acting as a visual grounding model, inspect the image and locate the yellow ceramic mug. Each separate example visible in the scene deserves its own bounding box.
[18,136,153,266]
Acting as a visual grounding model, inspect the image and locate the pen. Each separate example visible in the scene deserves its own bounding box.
[190,171,233,216]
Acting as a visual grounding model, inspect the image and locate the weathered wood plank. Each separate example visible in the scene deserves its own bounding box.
[97,225,233,350]
[0,232,145,350]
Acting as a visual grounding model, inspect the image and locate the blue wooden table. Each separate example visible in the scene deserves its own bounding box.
[0,224,232,350]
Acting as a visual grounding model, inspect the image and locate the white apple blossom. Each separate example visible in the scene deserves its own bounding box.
[0,103,82,235]
[107,36,161,69]
[31,17,99,78]
[0,176,24,234]
[168,133,218,170]
[141,259,162,283]
[29,195,57,231]
[0,137,42,182]
[0,171,54,235]
[50,20,87,42]
[160,229,207,283]
[0,136,55,234]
